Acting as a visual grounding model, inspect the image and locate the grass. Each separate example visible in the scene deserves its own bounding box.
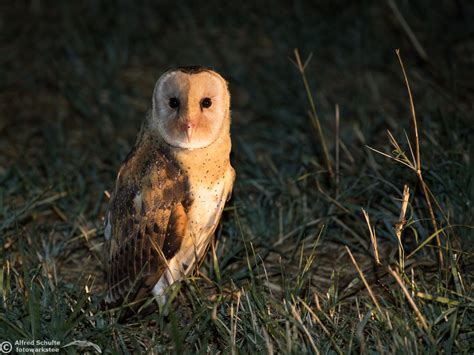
[1,1,473,353]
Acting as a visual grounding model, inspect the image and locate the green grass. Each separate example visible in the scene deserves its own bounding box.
[1,1,473,353]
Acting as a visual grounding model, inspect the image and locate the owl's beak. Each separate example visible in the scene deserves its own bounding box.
[184,121,195,142]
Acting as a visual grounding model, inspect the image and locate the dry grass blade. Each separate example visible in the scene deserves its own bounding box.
[388,0,429,62]
[387,266,429,331]
[396,49,443,265]
[366,145,415,170]
[345,247,386,323]
[362,208,380,265]
[290,303,320,355]
[293,48,333,177]
[387,129,416,169]
[335,104,340,191]
[230,292,241,355]
[403,130,417,169]
[298,297,343,355]
[406,227,447,259]
[394,185,410,270]
[261,325,274,355]
[333,217,368,248]
[415,292,460,306]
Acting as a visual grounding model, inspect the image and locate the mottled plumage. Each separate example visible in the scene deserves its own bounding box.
[104,67,234,312]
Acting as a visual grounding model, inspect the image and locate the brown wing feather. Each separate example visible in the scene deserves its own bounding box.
[105,138,190,307]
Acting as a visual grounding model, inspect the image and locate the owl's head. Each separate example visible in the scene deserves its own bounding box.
[151,66,230,150]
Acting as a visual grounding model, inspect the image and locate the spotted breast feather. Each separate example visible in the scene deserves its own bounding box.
[104,138,191,307]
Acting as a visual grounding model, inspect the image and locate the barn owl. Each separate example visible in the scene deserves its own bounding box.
[104,66,235,314]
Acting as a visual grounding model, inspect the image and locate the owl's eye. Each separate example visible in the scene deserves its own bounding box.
[169,97,179,109]
[201,98,212,109]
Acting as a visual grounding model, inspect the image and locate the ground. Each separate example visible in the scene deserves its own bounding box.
[1,1,473,353]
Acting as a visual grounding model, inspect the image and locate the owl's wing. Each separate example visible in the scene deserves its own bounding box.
[152,165,235,300]
[104,140,190,307]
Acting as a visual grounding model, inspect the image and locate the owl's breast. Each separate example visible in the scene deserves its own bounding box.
[186,168,233,237]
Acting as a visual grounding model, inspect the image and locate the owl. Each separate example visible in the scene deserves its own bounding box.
[104,66,235,314]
